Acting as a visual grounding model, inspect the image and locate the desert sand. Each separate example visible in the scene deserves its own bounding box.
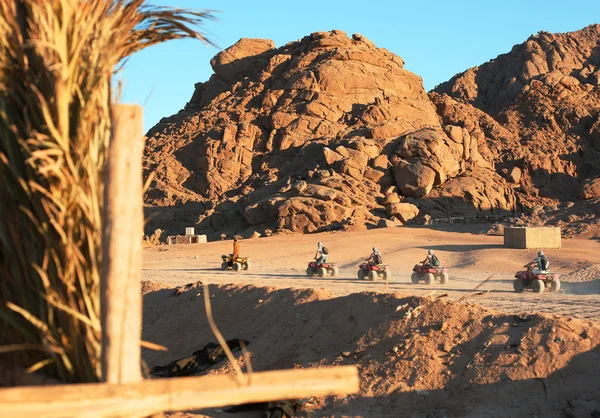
[143,225,600,320]
[142,226,600,417]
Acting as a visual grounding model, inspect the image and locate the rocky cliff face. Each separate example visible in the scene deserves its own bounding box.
[433,25,600,205]
[144,26,600,239]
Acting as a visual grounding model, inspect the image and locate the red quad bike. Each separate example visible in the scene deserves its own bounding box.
[358,263,391,281]
[306,261,339,278]
[513,266,561,293]
[411,263,449,285]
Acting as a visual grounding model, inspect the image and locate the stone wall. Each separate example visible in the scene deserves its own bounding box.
[167,235,208,245]
[504,227,561,249]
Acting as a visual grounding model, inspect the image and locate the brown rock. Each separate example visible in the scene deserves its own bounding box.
[372,154,390,170]
[432,24,600,208]
[292,180,308,193]
[323,147,344,165]
[378,218,400,228]
[581,178,600,199]
[386,203,419,223]
[145,26,600,238]
[382,193,401,205]
[394,160,437,198]
[363,167,385,182]
[336,159,364,181]
[508,167,522,184]
[210,38,276,84]
[420,167,517,217]
[144,228,164,246]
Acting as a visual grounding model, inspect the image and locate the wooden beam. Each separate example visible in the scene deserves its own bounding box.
[100,104,144,384]
[0,366,359,418]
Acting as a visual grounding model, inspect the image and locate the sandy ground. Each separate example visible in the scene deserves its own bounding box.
[141,225,600,417]
[143,225,600,321]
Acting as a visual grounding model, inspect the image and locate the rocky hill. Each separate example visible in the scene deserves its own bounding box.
[433,24,600,203]
[143,27,600,239]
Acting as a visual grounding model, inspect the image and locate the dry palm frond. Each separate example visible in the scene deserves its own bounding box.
[0,0,216,383]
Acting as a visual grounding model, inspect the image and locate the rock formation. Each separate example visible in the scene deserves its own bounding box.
[144,26,600,238]
[433,24,600,209]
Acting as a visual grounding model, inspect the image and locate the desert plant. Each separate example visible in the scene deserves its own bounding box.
[0,0,215,383]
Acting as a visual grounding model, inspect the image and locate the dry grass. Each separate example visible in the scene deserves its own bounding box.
[0,0,215,383]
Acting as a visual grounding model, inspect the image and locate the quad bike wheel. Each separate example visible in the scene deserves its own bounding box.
[513,278,525,293]
[358,269,366,280]
[368,270,378,281]
[424,273,434,285]
[243,262,251,271]
[440,272,449,284]
[306,267,314,277]
[531,279,544,293]
[221,261,229,271]
[318,267,327,278]
[233,262,242,272]
[331,266,339,277]
[382,270,391,281]
[411,272,420,284]
[549,278,561,292]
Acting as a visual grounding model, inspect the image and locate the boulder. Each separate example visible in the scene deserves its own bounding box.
[382,193,401,205]
[372,154,390,170]
[378,218,400,228]
[144,228,164,246]
[581,178,600,199]
[386,203,419,223]
[292,180,307,193]
[336,159,364,181]
[363,167,385,182]
[508,167,522,184]
[419,167,517,217]
[323,147,344,165]
[394,160,437,198]
[210,38,276,84]
[276,197,352,233]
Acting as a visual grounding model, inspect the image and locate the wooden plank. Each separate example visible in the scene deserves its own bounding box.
[0,366,359,418]
[100,104,144,384]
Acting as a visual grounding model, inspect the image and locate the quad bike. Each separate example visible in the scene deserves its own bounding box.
[513,266,560,293]
[306,261,339,278]
[357,263,391,281]
[411,263,449,285]
[221,255,251,271]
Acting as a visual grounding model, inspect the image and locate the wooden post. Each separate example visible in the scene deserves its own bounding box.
[0,366,360,418]
[100,104,144,384]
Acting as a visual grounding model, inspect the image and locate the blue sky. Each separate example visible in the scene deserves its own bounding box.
[119,0,600,132]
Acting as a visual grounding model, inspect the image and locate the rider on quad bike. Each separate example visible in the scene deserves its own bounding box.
[221,237,250,271]
[421,249,441,268]
[307,242,337,277]
[412,250,447,284]
[513,250,559,293]
[358,247,390,281]
[315,242,329,264]
[365,247,383,266]
[232,237,240,259]
[525,250,550,275]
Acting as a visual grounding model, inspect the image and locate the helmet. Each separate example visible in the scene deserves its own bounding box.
[317,242,323,249]
[538,250,544,257]
[373,247,379,253]
[234,237,238,242]
[428,249,434,255]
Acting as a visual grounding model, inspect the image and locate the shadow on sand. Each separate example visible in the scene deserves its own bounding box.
[416,243,505,252]
[141,285,600,418]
